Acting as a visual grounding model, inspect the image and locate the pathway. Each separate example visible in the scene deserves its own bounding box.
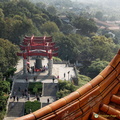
[7,102,24,117]
[4,57,76,120]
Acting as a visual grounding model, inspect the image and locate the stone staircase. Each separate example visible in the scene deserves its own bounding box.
[5,81,28,119]
[43,83,58,96]
[5,78,58,119]
[41,83,58,108]
[7,102,24,117]
[11,82,29,97]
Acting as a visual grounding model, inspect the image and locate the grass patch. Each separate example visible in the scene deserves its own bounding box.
[28,82,42,94]
[24,101,41,115]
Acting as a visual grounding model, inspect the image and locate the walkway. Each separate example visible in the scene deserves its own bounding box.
[53,64,75,81]
[4,57,76,120]
[7,102,24,117]
[15,57,76,81]
[4,79,58,120]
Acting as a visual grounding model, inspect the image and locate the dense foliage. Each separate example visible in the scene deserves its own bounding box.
[28,82,42,94]
[0,0,62,44]
[0,80,10,120]
[24,101,41,115]
[0,38,19,119]
[78,74,91,87]
[0,38,19,78]
[72,17,98,36]
[57,76,91,97]
[87,59,109,78]
[56,80,77,98]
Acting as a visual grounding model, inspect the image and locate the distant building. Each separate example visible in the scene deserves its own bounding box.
[94,18,120,31]
[58,15,70,23]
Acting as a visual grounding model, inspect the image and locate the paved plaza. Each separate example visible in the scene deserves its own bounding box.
[4,57,76,120]
[15,57,76,81]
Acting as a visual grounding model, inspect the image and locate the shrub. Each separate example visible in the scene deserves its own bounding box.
[24,101,41,115]
[53,57,62,62]
[56,80,77,99]
[28,82,42,94]
[0,111,6,120]
[78,74,91,87]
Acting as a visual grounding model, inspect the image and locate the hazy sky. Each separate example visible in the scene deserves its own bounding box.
[71,0,108,1]
[71,0,120,3]
[71,0,120,6]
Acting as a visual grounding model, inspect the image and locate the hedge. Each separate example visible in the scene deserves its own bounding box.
[24,101,41,115]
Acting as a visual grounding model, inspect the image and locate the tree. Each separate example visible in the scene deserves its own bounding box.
[95,11,103,21]
[87,59,109,78]
[0,38,19,77]
[36,2,46,9]
[32,14,46,30]
[49,15,62,28]
[0,38,19,119]
[61,24,75,34]
[47,6,57,15]
[72,17,98,36]
[4,16,40,44]
[0,0,9,2]
[41,21,59,35]
[3,67,16,80]
[0,8,4,18]
[79,35,117,66]
[75,35,119,75]
[55,35,79,61]
[78,74,91,87]
[0,19,5,38]
[0,81,10,94]
[90,36,116,61]
[0,80,10,114]
[57,80,77,99]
